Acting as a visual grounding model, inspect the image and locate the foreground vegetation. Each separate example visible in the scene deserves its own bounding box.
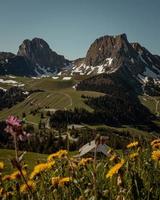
[0,139,160,200]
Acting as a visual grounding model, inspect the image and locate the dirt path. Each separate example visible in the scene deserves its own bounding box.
[25,120,38,126]
[62,92,73,109]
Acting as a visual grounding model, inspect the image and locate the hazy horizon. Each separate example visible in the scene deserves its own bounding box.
[0,0,160,60]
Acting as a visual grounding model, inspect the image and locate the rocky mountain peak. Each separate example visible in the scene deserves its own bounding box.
[70,33,160,94]
[17,37,70,75]
[17,38,54,67]
[0,37,70,76]
[71,33,144,76]
[85,33,137,67]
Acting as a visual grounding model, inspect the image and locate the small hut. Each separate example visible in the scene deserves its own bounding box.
[78,136,110,157]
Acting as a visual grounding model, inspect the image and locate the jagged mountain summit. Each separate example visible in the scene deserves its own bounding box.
[71,34,160,83]
[0,38,71,76]
[17,38,70,75]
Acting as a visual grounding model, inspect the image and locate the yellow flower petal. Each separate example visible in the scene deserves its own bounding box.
[151,150,160,161]
[30,161,55,179]
[106,159,125,179]
[47,150,68,161]
[0,162,4,170]
[127,141,139,148]
[129,152,138,159]
[78,158,93,166]
[59,177,72,187]
[151,139,160,146]
[20,180,36,193]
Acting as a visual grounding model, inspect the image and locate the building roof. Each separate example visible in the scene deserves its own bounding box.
[78,140,110,157]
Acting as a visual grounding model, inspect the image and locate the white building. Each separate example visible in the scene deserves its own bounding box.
[78,136,110,157]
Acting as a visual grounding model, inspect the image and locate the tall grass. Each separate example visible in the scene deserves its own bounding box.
[0,139,160,200]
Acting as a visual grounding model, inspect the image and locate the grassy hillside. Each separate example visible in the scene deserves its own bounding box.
[0,149,47,174]
[1,75,160,135]
[86,124,154,138]
[0,76,104,122]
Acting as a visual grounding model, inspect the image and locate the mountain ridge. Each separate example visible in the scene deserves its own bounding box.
[0,38,71,76]
[0,34,160,91]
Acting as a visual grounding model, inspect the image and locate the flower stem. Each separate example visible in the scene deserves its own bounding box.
[93,144,97,200]
[13,134,18,161]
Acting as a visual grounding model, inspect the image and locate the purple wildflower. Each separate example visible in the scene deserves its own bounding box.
[6,115,21,127]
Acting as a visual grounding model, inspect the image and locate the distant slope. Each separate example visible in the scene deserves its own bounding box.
[0,76,104,121]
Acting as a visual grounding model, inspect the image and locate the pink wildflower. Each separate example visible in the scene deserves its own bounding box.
[5,115,31,141]
[6,116,21,127]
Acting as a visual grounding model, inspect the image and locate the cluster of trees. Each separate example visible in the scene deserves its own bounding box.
[50,102,153,129]
[0,87,45,111]
[0,121,65,154]
[0,87,28,110]
[0,120,144,153]
[84,94,154,124]
[76,73,137,96]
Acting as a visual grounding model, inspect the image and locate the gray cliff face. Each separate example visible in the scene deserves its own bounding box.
[84,34,145,74]
[0,38,71,76]
[17,38,70,74]
[71,34,160,81]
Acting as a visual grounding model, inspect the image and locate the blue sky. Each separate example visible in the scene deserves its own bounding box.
[0,0,160,60]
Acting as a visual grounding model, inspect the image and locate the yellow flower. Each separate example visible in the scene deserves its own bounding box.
[59,177,72,187]
[129,152,138,159]
[51,177,61,187]
[10,170,27,180]
[106,159,125,179]
[151,150,160,161]
[2,170,26,181]
[109,154,117,162]
[47,150,68,161]
[0,162,4,170]
[78,158,93,166]
[0,188,5,197]
[20,180,36,193]
[51,176,72,187]
[127,141,139,148]
[2,175,11,181]
[151,139,160,146]
[30,163,47,179]
[69,159,77,169]
[30,161,55,179]
[47,161,55,169]
[152,142,160,149]
[22,164,28,170]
